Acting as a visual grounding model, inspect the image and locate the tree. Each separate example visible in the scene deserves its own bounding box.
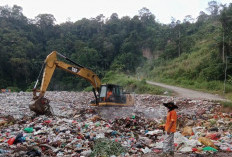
[1,4,231,91]
[111,52,142,72]
[196,11,209,29]
[183,15,194,23]
[34,14,57,52]
[138,7,155,26]
[207,1,220,17]
[220,3,232,61]
[11,5,24,20]
[175,20,182,57]
[35,14,56,28]
[110,13,119,21]
[0,5,11,18]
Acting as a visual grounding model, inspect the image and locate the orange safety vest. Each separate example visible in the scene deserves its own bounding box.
[165,110,177,133]
[106,91,112,99]
[103,91,112,101]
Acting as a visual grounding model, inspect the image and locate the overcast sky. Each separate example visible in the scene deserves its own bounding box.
[0,0,231,24]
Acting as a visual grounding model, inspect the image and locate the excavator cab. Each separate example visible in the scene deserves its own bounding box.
[98,84,126,105]
[91,84,134,106]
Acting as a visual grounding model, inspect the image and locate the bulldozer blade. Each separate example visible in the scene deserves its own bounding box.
[29,97,52,115]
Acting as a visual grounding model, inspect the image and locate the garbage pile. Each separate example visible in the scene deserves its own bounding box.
[173,107,232,155]
[0,109,159,156]
[0,92,231,156]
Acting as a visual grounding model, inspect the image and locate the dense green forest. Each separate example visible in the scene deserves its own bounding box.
[0,1,232,94]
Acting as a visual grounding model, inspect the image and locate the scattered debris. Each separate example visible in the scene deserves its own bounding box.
[0,92,231,156]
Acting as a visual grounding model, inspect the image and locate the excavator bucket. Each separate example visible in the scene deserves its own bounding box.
[29,97,52,115]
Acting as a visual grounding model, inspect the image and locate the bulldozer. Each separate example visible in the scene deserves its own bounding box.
[29,51,134,115]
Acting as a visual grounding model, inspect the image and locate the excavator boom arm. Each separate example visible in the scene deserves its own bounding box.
[56,61,101,90]
[30,51,101,115]
[36,51,101,97]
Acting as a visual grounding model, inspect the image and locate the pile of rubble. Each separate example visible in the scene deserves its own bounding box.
[0,92,231,156]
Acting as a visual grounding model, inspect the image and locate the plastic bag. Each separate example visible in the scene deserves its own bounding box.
[154,141,163,149]
[202,146,218,152]
[179,146,192,153]
[182,126,193,136]
[206,133,220,140]
[141,147,152,154]
[186,139,202,147]
[174,132,188,144]
[7,137,15,145]
[198,137,217,149]
[24,127,34,133]
[146,129,163,135]
[0,120,7,126]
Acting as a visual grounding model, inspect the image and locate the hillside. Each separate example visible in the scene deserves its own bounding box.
[144,25,232,99]
[0,3,232,98]
[139,6,232,100]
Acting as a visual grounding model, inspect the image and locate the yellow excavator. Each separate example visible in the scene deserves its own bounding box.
[29,51,134,115]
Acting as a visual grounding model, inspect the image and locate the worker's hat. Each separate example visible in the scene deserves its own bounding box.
[163,102,178,109]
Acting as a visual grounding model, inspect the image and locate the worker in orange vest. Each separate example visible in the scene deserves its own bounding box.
[106,88,113,100]
[103,88,113,101]
[161,102,178,157]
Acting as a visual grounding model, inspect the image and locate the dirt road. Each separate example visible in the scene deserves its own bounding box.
[147,80,227,101]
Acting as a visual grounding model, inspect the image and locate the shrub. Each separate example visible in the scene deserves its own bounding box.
[219,101,232,109]
[206,81,222,91]
[90,138,127,157]
[96,71,167,95]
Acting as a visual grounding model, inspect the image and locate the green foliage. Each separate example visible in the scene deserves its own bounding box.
[26,81,37,92]
[90,138,127,157]
[111,52,143,72]
[101,71,136,90]
[224,83,232,93]
[220,101,232,109]
[0,3,232,97]
[6,86,20,92]
[83,86,93,92]
[154,76,226,94]
[101,71,167,95]
[148,15,232,94]
[0,5,153,91]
